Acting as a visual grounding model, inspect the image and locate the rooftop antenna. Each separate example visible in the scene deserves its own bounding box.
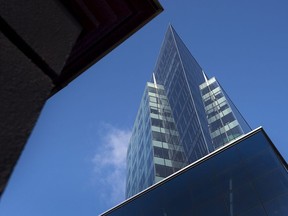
[202,70,209,83]
[152,73,158,88]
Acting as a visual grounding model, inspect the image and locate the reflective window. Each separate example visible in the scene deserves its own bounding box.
[102,129,288,216]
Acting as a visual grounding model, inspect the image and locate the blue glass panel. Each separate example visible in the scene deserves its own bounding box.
[223,182,261,215]
[265,194,288,216]
[238,205,267,216]
[254,169,288,203]
[107,129,288,216]
[243,149,281,179]
[235,132,270,159]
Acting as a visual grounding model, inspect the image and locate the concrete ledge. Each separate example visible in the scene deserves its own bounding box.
[0,32,54,196]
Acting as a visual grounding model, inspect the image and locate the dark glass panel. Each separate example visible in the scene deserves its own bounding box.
[150,107,159,114]
[223,182,261,215]
[243,148,281,180]
[148,86,157,93]
[215,91,224,99]
[201,86,210,95]
[102,130,288,216]
[204,97,213,106]
[221,112,235,124]
[264,193,288,216]
[172,150,185,162]
[153,147,169,159]
[163,110,172,117]
[155,164,172,177]
[235,131,270,160]
[151,118,163,127]
[237,205,267,216]
[226,126,242,139]
[253,169,288,203]
[152,131,167,142]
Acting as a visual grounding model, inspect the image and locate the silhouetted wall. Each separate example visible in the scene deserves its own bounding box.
[0,0,82,196]
[0,0,162,198]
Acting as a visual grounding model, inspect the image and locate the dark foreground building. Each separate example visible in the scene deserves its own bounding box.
[0,0,162,197]
[102,127,288,216]
[126,25,251,198]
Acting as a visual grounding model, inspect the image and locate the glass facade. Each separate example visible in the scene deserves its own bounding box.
[102,128,288,216]
[153,25,213,163]
[200,77,251,149]
[126,82,187,198]
[126,25,251,198]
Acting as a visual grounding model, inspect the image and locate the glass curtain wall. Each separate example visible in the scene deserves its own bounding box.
[153,25,213,164]
[200,77,251,149]
[126,82,187,198]
[103,128,288,216]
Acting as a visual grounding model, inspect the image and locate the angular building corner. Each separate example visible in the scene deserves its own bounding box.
[102,127,288,216]
[126,25,252,198]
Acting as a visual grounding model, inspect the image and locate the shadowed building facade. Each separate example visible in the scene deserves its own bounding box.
[0,0,163,197]
[104,128,288,216]
[126,25,251,198]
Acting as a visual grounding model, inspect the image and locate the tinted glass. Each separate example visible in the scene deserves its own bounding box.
[101,130,288,216]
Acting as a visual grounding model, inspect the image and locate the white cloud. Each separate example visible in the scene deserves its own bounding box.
[92,125,132,205]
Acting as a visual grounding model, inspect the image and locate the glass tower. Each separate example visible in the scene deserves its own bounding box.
[126,81,187,197]
[126,25,251,198]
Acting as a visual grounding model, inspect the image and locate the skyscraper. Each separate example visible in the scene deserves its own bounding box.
[126,25,251,198]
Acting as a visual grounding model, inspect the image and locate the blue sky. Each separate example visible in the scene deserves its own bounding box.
[1,1,288,215]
